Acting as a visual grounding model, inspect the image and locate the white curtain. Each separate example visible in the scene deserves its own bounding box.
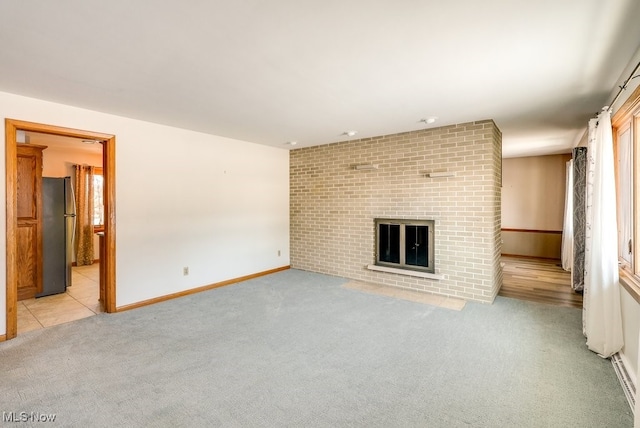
[561,160,573,271]
[583,111,623,357]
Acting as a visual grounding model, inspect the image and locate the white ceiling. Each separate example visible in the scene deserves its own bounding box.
[1,1,640,158]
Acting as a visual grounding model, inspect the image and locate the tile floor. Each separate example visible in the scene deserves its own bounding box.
[18,263,102,334]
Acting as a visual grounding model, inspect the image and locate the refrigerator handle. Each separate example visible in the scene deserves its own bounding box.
[68,179,78,248]
[69,179,77,216]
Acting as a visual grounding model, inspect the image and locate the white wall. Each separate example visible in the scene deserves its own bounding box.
[0,91,290,336]
[620,287,639,387]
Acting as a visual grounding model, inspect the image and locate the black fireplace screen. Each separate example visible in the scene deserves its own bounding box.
[375,219,434,273]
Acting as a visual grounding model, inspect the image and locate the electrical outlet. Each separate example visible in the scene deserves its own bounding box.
[183,267,189,276]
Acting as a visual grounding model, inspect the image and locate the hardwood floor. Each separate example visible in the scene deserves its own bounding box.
[499,256,583,308]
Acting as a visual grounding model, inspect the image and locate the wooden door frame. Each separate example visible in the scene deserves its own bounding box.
[5,119,116,340]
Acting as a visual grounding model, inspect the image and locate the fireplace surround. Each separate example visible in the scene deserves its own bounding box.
[290,120,502,303]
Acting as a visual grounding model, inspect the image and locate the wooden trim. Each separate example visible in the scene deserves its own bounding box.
[5,119,117,341]
[619,268,640,305]
[500,253,561,261]
[612,86,640,276]
[501,228,563,234]
[612,85,640,127]
[613,121,634,272]
[5,119,18,340]
[7,119,114,141]
[611,82,640,304]
[116,266,290,313]
[103,135,116,313]
[0,334,6,342]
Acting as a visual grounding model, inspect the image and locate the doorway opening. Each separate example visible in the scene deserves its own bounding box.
[5,119,116,340]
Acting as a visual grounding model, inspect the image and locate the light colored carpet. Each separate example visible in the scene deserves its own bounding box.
[0,269,633,427]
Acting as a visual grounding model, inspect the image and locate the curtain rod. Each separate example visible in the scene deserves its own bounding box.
[605,60,640,110]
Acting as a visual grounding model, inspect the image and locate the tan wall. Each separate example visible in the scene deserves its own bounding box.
[501,154,570,258]
[290,120,503,303]
[502,154,570,230]
[42,146,103,262]
[501,230,562,259]
[42,147,102,178]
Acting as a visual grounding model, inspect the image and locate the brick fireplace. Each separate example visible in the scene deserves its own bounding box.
[290,120,502,303]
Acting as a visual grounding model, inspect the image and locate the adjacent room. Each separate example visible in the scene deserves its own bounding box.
[1,1,640,426]
[15,132,104,332]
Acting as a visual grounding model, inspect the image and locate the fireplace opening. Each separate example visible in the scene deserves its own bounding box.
[375,219,435,273]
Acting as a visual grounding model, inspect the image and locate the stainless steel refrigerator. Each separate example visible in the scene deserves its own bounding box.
[37,177,75,297]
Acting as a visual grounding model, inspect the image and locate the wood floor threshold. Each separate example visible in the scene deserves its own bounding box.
[116,266,290,313]
[500,292,581,305]
[499,293,581,309]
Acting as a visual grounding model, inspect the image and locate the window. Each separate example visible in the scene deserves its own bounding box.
[375,219,434,273]
[615,123,633,270]
[612,85,640,282]
[93,167,104,232]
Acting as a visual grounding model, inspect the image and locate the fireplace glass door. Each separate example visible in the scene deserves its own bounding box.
[375,219,434,273]
[405,225,428,268]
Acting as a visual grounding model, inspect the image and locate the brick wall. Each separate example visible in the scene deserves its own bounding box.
[290,120,503,303]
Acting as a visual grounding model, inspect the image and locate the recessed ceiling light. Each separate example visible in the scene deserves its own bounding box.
[285,141,298,146]
[344,131,357,137]
[420,117,438,124]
